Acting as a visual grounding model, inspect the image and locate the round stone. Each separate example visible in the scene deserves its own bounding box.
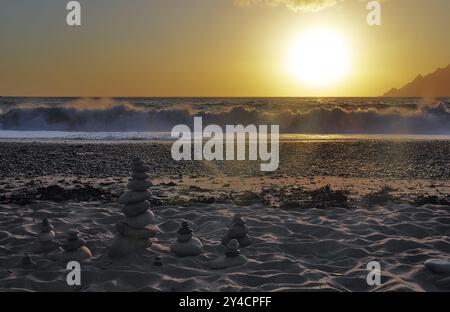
[122,200,151,217]
[425,259,450,275]
[127,179,153,192]
[64,238,86,252]
[125,210,155,228]
[38,231,55,243]
[132,172,150,180]
[119,190,151,205]
[63,246,92,261]
[171,237,203,257]
[108,235,152,259]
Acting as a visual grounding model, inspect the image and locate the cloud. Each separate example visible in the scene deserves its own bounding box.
[234,0,343,12]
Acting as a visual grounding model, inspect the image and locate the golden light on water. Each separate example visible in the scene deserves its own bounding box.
[286,28,351,87]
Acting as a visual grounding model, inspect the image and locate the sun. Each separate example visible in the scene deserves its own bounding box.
[286,28,350,87]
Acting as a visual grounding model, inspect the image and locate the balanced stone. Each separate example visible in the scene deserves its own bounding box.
[119,190,151,205]
[122,200,151,217]
[171,222,203,257]
[221,214,251,247]
[210,239,247,270]
[63,230,92,261]
[125,210,155,228]
[425,259,450,275]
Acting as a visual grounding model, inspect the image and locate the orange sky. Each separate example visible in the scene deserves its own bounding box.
[0,0,449,97]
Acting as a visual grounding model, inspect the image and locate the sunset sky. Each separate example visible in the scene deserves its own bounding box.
[0,0,449,97]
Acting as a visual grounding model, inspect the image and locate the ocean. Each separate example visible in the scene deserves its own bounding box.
[0,97,449,140]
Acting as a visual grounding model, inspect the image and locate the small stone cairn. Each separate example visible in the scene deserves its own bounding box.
[171,221,203,257]
[221,214,251,247]
[62,229,92,261]
[33,218,61,253]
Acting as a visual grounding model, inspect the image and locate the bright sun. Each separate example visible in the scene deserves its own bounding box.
[287,28,350,87]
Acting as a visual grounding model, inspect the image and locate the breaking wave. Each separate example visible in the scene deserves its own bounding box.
[0,97,449,134]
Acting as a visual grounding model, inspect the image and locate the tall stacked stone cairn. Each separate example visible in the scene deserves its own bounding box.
[210,239,247,270]
[63,230,92,261]
[171,221,203,257]
[109,157,157,259]
[221,214,251,247]
[32,218,61,254]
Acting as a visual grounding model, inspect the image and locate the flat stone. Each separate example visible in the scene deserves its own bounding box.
[122,200,150,217]
[119,190,151,204]
[116,222,158,239]
[171,237,203,257]
[125,210,155,228]
[108,235,152,259]
[209,254,247,270]
[425,259,450,275]
[132,172,150,180]
[127,179,153,192]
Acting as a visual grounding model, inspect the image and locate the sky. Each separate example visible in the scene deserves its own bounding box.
[0,0,449,97]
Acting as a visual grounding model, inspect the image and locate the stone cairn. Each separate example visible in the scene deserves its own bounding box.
[210,239,247,270]
[33,218,61,254]
[171,221,203,257]
[63,230,92,261]
[221,214,251,247]
[109,157,157,258]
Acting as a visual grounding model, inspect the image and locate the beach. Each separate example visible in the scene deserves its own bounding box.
[0,139,449,291]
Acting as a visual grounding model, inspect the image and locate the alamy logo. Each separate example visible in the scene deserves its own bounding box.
[171,117,280,172]
[366,261,381,286]
[66,1,81,26]
[66,261,81,286]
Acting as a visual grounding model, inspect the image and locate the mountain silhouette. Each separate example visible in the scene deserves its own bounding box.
[383,64,450,97]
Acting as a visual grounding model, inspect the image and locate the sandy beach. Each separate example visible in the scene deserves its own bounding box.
[0,140,449,292]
